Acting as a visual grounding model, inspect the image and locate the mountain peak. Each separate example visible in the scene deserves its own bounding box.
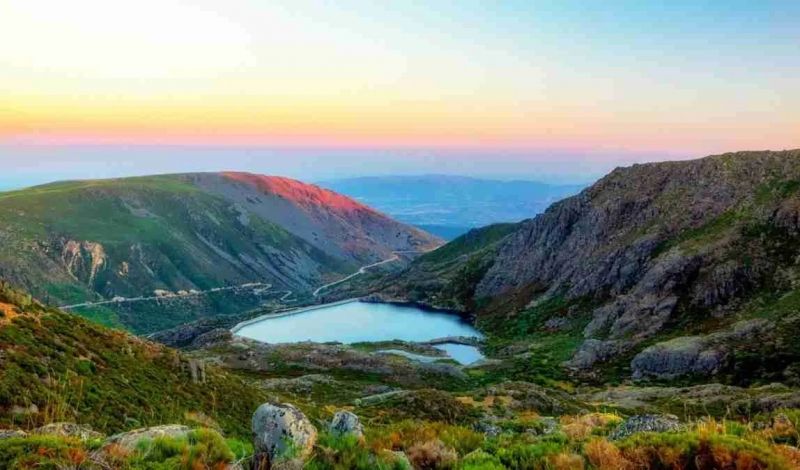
[221,172,376,214]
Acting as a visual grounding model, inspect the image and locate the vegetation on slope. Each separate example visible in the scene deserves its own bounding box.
[0,282,265,438]
[0,175,350,332]
[365,150,800,387]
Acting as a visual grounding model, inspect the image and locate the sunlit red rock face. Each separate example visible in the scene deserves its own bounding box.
[188,172,442,265]
[222,172,376,215]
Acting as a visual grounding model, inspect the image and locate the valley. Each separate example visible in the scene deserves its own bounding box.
[319,175,583,240]
[1,151,800,469]
[0,173,439,333]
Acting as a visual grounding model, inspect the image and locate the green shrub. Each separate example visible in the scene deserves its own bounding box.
[307,432,409,470]
[130,428,235,469]
[0,435,87,469]
[493,441,569,470]
[458,450,505,470]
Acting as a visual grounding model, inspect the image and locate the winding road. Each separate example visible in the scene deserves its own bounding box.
[312,254,399,297]
[60,250,426,310]
[60,283,271,310]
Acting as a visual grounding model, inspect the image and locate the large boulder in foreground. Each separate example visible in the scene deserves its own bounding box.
[104,425,191,450]
[252,403,317,461]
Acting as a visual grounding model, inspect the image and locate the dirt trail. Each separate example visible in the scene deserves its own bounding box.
[60,249,430,310]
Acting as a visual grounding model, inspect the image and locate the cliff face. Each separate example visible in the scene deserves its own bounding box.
[380,150,800,382]
[478,151,800,301]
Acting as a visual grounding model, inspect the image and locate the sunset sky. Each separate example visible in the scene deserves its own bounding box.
[1,0,798,187]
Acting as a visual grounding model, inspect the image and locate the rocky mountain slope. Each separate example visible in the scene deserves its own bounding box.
[366,150,800,384]
[0,173,440,332]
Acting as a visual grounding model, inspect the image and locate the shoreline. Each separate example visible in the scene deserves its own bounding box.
[229,298,361,333]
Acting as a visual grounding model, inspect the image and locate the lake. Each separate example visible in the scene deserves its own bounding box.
[233,300,484,363]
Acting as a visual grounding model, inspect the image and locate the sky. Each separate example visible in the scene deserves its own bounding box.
[1,0,798,188]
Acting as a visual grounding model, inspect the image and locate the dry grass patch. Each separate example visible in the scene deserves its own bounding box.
[560,413,622,440]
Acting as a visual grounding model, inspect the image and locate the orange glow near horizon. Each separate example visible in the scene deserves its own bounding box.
[1,1,797,157]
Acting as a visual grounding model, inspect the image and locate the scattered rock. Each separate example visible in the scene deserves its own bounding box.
[609,414,681,440]
[361,384,393,395]
[10,404,38,416]
[104,425,190,450]
[261,374,335,394]
[537,417,559,436]
[355,390,409,406]
[0,429,27,439]
[329,410,364,439]
[33,422,104,440]
[631,319,773,380]
[631,336,726,380]
[474,420,502,438]
[482,381,584,415]
[252,403,317,461]
[191,328,233,349]
[270,459,305,470]
[564,339,626,370]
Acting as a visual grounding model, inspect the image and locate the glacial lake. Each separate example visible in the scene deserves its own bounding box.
[233,300,484,364]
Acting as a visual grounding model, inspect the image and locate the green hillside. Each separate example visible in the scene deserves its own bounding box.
[0,174,438,333]
[0,282,264,438]
[346,150,800,387]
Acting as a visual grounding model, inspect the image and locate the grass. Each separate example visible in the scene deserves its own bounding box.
[0,427,243,469]
[654,208,745,256]
[420,223,518,265]
[0,284,266,439]
[0,174,351,332]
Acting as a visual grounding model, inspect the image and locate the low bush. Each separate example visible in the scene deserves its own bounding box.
[307,432,409,470]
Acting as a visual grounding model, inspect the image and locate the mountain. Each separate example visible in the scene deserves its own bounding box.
[0,172,440,332]
[318,175,583,239]
[363,150,800,384]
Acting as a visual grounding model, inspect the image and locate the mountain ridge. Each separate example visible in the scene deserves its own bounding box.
[0,172,440,332]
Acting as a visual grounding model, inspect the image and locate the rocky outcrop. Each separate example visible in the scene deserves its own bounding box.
[631,319,773,380]
[382,150,800,378]
[329,410,364,439]
[0,429,27,439]
[480,381,585,415]
[33,422,104,440]
[609,414,681,440]
[564,339,626,371]
[60,240,107,285]
[104,425,191,450]
[252,403,317,461]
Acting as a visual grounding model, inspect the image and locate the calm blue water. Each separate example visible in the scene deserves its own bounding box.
[433,343,485,365]
[377,344,485,365]
[235,301,482,344]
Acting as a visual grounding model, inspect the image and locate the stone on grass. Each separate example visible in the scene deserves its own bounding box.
[104,425,191,450]
[252,403,317,461]
[609,414,681,440]
[329,410,364,439]
[33,422,103,440]
[0,429,27,439]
